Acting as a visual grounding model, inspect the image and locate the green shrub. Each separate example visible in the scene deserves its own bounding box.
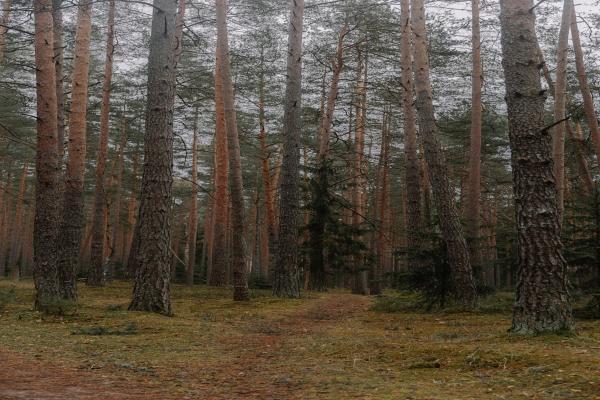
[37,296,78,316]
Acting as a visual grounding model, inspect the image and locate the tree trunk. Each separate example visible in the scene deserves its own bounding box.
[57,0,93,301]
[467,0,483,268]
[0,0,12,64]
[411,0,477,308]
[20,206,35,276]
[351,44,369,296]
[215,0,249,301]
[317,23,349,159]
[209,40,229,287]
[33,0,61,310]
[308,22,348,291]
[258,63,275,279]
[0,177,11,276]
[567,122,594,195]
[52,0,65,163]
[8,162,28,279]
[419,144,432,227]
[373,114,390,295]
[246,179,259,275]
[570,2,600,170]
[273,0,304,298]
[0,171,7,277]
[553,0,572,219]
[128,0,178,315]
[123,152,139,275]
[203,194,215,282]
[107,118,127,277]
[89,0,116,286]
[174,0,185,65]
[499,0,573,334]
[400,0,421,259]
[186,109,199,286]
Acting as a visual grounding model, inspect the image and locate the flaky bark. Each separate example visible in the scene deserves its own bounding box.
[209,41,229,287]
[308,22,348,292]
[21,206,34,275]
[351,45,369,295]
[400,0,421,256]
[258,64,275,278]
[174,0,185,64]
[52,0,65,162]
[202,194,215,281]
[273,0,304,298]
[373,114,391,295]
[0,0,12,63]
[33,0,61,310]
[0,176,11,276]
[553,0,572,219]
[570,2,600,170]
[123,153,139,275]
[57,0,93,301]
[8,162,28,279]
[215,0,249,301]
[186,109,199,286]
[89,0,116,286]
[317,23,349,159]
[108,119,127,275]
[567,122,594,194]
[129,0,178,315]
[467,0,483,266]
[499,0,573,334]
[411,0,477,307]
[0,171,7,276]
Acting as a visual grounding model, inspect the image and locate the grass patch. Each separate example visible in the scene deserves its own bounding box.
[0,285,17,312]
[0,280,599,400]
[370,291,420,313]
[71,322,138,336]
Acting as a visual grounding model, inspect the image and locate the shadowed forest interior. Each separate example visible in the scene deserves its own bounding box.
[0,0,599,398]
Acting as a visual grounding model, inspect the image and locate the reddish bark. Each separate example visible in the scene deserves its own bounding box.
[467,0,483,265]
[8,162,28,279]
[209,40,230,287]
[0,0,12,63]
[570,2,600,170]
[57,0,93,300]
[186,109,199,286]
[215,0,249,301]
[89,0,116,285]
[33,0,61,309]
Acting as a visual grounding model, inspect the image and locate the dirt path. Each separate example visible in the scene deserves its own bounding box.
[200,294,373,399]
[0,293,372,399]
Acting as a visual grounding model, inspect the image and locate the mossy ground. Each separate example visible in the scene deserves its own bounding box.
[0,280,598,399]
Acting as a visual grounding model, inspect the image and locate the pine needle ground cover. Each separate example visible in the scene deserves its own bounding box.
[0,280,598,399]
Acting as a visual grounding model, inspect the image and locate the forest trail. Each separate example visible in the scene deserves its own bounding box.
[1,282,599,399]
[205,294,374,398]
[0,292,373,399]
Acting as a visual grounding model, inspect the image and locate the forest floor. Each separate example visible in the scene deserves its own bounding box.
[0,281,599,400]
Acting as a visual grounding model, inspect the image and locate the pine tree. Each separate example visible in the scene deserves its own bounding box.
[273,0,305,298]
[411,0,477,307]
[215,0,249,301]
[57,0,93,301]
[89,0,116,286]
[499,0,573,334]
[32,0,61,310]
[129,0,178,315]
